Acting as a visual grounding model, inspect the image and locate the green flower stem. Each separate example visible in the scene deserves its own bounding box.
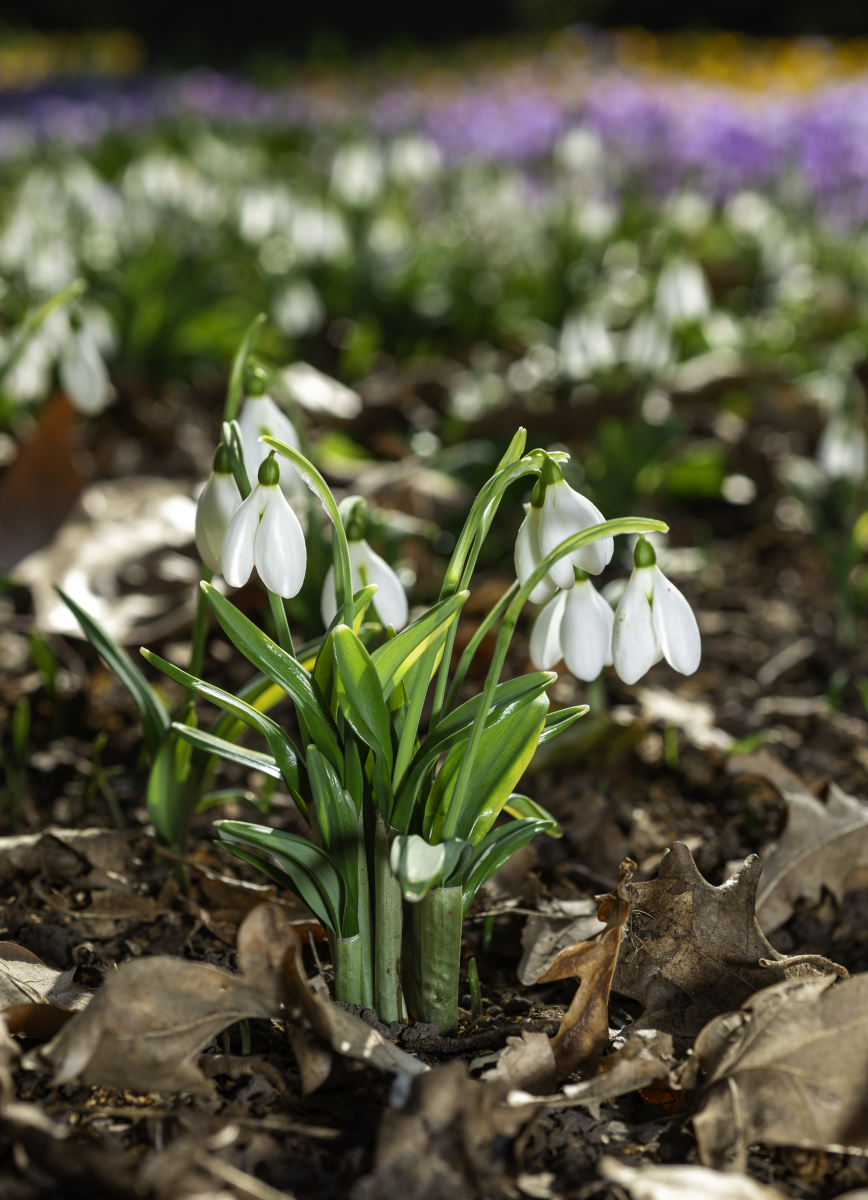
[0,278,86,389]
[441,515,668,842]
[443,579,520,715]
[224,313,266,423]
[419,886,463,1034]
[267,591,297,660]
[356,810,374,1009]
[374,816,404,1022]
[333,934,364,1006]
[402,900,423,1021]
[261,437,354,630]
[188,566,213,681]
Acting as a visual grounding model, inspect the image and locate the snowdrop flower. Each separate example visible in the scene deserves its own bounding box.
[817,414,866,483]
[521,457,613,590]
[221,452,306,598]
[321,538,409,631]
[612,537,701,685]
[195,443,241,574]
[237,377,304,503]
[655,257,710,326]
[60,326,111,415]
[530,570,614,681]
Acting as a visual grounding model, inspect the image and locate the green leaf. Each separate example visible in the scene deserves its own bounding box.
[209,675,284,742]
[331,625,394,817]
[539,705,589,744]
[56,586,169,757]
[502,793,562,837]
[392,672,556,833]
[389,834,472,903]
[146,731,190,847]
[171,723,282,780]
[142,650,305,801]
[216,820,343,935]
[196,788,262,813]
[425,692,549,845]
[461,819,553,917]
[307,747,360,935]
[371,592,469,700]
[203,584,343,776]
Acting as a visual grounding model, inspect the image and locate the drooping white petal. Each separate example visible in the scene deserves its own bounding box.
[60,329,111,415]
[560,577,615,682]
[221,486,265,588]
[529,590,567,671]
[359,541,408,630]
[538,480,613,586]
[649,566,701,677]
[253,486,307,598]
[515,507,557,604]
[612,567,661,685]
[195,472,241,573]
[238,393,304,499]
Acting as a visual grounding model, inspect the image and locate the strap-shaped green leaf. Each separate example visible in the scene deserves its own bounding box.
[391,672,555,832]
[141,650,304,798]
[460,819,553,918]
[56,585,169,757]
[332,624,395,817]
[307,746,360,935]
[171,722,282,779]
[502,792,562,837]
[203,584,343,776]
[425,692,549,845]
[209,675,285,742]
[371,592,469,699]
[146,729,190,846]
[539,705,589,744]
[215,820,343,935]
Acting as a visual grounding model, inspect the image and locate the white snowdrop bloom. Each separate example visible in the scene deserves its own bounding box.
[536,459,614,587]
[388,135,442,184]
[221,453,307,598]
[655,258,710,326]
[237,389,304,502]
[817,414,866,483]
[195,444,241,574]
[321,539,409,631]
[530,572,614,681]
[612,537,701,686]
[515,498,557,605]
[559,311,618,380]
[60,327,111,415]
[330,142,384,208]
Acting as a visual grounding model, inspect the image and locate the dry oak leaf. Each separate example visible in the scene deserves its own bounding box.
[693,973,868,1171]
[727,750,868,933]
[611,842,814,1044]
[0,942,93,1011]
[24,902,425,1095]
[517,898,601,986]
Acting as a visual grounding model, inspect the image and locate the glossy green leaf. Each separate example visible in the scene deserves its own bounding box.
[461,819,553,918]
[215,820,343,935]
[314,584,379,706]
[425,693,549,845]
[371,591,469,700]
[209,674,285,742]
[141,650,304,799]
[203,584,342,776]
[539,705,589,744]
[171,722,282,779]
[57,586,169,757]
[307,746,360,935]
[392,672,555,833]
[146,731,189,846]
[502,793,562,837]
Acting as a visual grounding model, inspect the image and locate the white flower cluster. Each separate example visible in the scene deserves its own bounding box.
[516,461,701,686]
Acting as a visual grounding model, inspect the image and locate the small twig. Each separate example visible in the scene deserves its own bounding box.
[760,954,849,978]
[406,1017,561,1056]
[196,1151,297,1200]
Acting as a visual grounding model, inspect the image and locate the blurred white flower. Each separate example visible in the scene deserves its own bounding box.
[321,539,408,631]
[272,279,324,338]
[559,311,618,380]
[612,537,701,685]
[530,573,614,682]
[388,135,442,184]
[655,258,710,325]
[221,454,306,598]
[817,415,867,483]
[60,326,111,415]
[195,445,241,574]
[331,143,384,208]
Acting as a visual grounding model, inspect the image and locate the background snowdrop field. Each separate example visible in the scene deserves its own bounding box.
[3,22,868,1200]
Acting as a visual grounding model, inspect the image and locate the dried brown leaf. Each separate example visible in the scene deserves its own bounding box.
[517,899,600,986]
[537,858,634,1078]
[693,974,868,1171]
[600,1156,789,1199]
[0,942,93,1009]
[612,842,813,1044]
[728,750,868,932]
[0,826,139,887]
